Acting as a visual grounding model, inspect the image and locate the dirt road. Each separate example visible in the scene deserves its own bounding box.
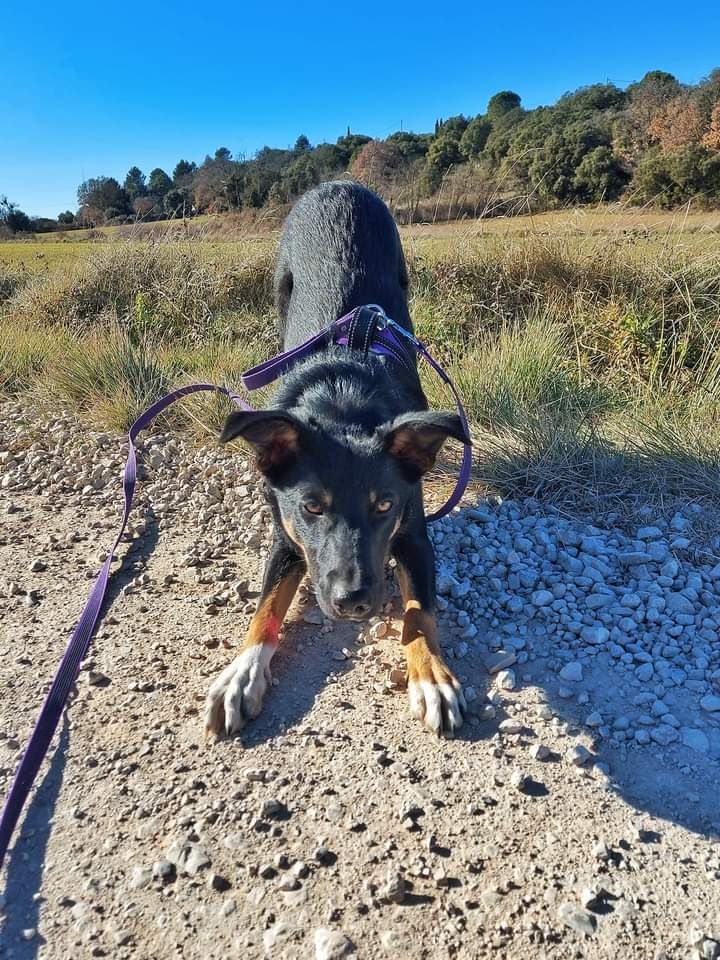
[1,399,719,959]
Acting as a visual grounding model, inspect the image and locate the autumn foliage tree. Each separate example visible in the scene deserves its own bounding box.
[350,140,403,194]
[648,96,706,151]
[702,102,720,151]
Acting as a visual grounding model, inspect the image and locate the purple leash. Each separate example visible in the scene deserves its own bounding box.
[0,307,471,870]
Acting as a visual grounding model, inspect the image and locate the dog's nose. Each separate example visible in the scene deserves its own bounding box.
[331,588,372,619]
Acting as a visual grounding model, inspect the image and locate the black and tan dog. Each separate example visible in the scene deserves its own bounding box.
[204,181,468,738]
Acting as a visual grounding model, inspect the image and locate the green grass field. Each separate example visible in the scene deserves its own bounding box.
[2,207,720,510]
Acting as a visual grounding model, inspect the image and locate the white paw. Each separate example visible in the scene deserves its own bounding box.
[204,643,274,737]
[408,679,466,737]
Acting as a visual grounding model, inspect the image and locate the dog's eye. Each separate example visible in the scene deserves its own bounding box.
[304,500,323,515]
[376,499,393,513]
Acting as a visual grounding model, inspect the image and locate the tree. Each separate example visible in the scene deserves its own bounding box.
[386,132,431,161]
[460,116,492,159]
[58,210,75,225]
[436,115,469,140]
[350,140,403,194]
[696,68,720,122]
[573,146,630,201]
[614,71,682,164]
[132,196,158,219]
[281,154,319,198]
[147,168,172,197]
[293,134,311,153]
[630,144,720,207]
[309,143,347,175]
[77,177,129,218]
[124,166,146,201]
[0,196,32,233]
[173,159,197,183]
[336,133,372,165]
[424,135,462,191]
[648,96,705,151]
[164,188,190,217]
[525,122,615,203]
[487,91,522,121]
[214,147,232,162]
[702,102,720,150]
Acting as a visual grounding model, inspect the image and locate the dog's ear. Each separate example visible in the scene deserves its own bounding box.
[380,411,469,481]
[221,410,303,478]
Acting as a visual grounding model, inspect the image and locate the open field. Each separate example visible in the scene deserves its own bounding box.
[3,205,720,273]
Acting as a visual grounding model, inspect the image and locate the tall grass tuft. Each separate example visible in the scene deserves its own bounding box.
[44,328,174,431]
[0,260,29,304]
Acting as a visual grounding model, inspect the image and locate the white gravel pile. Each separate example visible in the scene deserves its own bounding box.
[429,499,720,757]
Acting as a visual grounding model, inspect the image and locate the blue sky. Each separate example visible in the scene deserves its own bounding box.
[3,0,719,217]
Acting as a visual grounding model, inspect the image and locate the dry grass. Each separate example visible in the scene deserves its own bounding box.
[2,212,720,512]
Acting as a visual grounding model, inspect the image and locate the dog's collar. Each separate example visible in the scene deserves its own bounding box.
[240,304,416,391]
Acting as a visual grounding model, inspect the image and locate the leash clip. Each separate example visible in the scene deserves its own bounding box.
[365,304,422,350]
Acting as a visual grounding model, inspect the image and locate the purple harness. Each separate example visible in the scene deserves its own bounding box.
[0,304,471,868]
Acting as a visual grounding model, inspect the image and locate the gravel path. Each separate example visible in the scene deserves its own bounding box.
[1,398,720,960]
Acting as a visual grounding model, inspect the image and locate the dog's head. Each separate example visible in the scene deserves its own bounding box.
[221,409,466,621]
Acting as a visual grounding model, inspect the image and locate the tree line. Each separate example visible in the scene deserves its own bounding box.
[3,68,720,235]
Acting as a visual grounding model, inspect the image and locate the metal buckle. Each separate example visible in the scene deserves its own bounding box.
[365,304,420,349]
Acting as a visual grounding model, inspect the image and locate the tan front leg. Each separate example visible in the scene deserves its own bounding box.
[397,567,466,736]
[204,555,304,738]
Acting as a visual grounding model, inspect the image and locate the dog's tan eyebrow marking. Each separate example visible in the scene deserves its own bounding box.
[368,491,378,506]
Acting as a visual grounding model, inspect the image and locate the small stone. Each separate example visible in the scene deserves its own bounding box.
[381,869,407,904]
[530,744,550,761]
[592,841,611,861]
[261,798,286,819]
[531,589,554,607]
[582,626,609,645]
[650,724,679,746]
[483,650,517,674]
[129,866,153,890]
[303,608,324,625]
[152,859,175,880]
[87,670,110,687]
[380,929,404,952]
[635,663,654,682]
[680,727,710,753]
[496,669,516,691]
[29,559,46,572]
[559,661,583,683]
[509,770,528,791]
[221,899,237,917]
[264,918,298,951]
[567,744,593,766]
[209,873,232,892]
[314,928,356,959]
[700,695,720,713]
[557,902,597,936]
[499,718,523,734]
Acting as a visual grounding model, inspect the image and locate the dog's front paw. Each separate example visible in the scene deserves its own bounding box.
[407,654,466,737]
[204,643,274,738]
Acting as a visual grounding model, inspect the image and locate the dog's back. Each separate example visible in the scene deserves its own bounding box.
[274,181,411,348]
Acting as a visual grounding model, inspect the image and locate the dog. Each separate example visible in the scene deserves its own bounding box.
[204,181,468,738]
